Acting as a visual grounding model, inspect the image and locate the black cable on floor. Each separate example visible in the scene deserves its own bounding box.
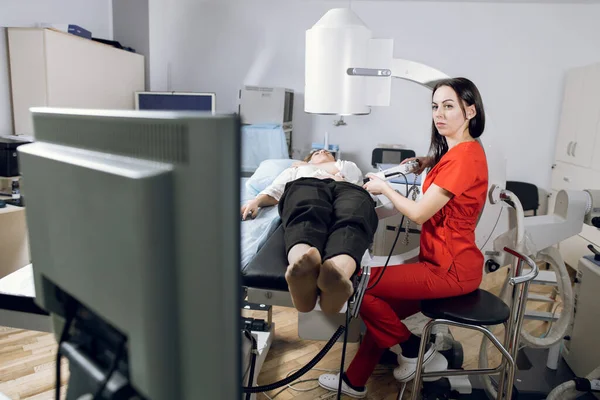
[92,335,127,400]
[242,325,346,393]
[367,172,410,292]
[337,304,351,399]
[55,303,77,400]
[243,330,258,400]
[366,214,404,291]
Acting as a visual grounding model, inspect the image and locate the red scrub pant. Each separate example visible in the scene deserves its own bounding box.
[345,262,481,387]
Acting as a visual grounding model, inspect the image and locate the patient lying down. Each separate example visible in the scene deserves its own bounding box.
[241,150,378,314]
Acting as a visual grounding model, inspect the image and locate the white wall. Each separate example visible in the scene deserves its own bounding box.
[113,0,150,90]
[0,0,113,137]
[149,0,600,190]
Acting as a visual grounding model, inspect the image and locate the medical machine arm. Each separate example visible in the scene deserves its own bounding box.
[492,188,600,348]
[491,189,594,269]
[390,59,448,88]
[546,365,600,400]
[368,160,422,221]
[347,58,448,89]
[364,159,420,183]
[479,188,600,399]
[499,190,525,251]
[583,189,600,228]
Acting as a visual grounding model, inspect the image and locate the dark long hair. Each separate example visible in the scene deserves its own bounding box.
[427,77,485,167]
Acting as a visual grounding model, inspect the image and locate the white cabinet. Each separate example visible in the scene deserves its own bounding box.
[593,113,600,171]
[550,160,594,191]
[555,68,583,163]
[551,62,600,269]
[554,63,600,169]
[573,64,600,168]
[7,28,145,137]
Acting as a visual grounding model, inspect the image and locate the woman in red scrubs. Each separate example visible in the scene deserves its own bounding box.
[319,77,489,398]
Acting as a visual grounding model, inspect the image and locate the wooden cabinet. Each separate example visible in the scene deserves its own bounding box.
[0,205,29,280]
[550,62,600,269]
[7,28,144,137]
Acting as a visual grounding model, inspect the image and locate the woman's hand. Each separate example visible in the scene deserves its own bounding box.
[401,156,431,175]
[363,174,393,196]
[241,199,260,220]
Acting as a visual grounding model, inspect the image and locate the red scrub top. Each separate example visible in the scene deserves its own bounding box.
[420,141,488,282]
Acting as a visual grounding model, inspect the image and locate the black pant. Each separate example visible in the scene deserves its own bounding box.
[278,178,379,267]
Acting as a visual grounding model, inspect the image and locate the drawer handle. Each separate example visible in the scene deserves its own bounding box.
[563,176,571,182]
[567,141,573,156]
[572,141,577,157]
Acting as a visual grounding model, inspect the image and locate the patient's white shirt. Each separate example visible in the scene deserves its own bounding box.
[259,160,363,202]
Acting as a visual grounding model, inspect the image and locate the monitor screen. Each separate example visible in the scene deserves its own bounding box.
[136,92,215,112]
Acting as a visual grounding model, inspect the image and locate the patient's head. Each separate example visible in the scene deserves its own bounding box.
[305,149,335,164]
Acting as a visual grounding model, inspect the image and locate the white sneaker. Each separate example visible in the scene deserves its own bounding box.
[393,345,437,382]
[318,373,367,399]
[421,351,449,382]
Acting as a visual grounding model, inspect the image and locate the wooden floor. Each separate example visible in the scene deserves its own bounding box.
[0,327,68,399]
[0,268,557,399]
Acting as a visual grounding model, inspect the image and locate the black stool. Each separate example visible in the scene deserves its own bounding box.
[409,247,539,400]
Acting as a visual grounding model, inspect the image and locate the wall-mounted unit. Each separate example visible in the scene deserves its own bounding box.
[239,86,294,155]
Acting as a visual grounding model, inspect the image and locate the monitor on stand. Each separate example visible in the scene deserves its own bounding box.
[18,108,240,399]
[136,91,216,113]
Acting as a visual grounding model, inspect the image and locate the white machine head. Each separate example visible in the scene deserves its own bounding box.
[305,8,392,115]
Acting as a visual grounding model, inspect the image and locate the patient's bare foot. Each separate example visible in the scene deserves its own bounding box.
[317,257,355,315]
[285,247,321,313]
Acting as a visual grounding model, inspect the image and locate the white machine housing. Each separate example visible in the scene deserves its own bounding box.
[491,190,590,265]
[563,256,600,379]
[584,189,600,226]
[239,86,294,154]
[305,8,447,115]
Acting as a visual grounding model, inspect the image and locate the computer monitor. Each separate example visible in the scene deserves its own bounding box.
[135,91,216,113]
[17,108,240,399]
